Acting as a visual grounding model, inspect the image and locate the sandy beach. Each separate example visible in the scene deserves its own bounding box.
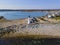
[0,17,60,38]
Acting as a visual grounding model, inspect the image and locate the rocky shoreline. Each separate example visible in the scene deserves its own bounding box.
[0,23,60,38]
[0,16,60,38]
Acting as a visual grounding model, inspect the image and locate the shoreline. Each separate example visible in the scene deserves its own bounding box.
[1,23,60,38]
[0,17,60,39]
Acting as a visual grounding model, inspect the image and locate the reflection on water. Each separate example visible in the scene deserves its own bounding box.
[0,38,60,45]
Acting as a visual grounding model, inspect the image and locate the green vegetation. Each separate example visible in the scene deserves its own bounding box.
[1,32,60,39]
[54,17,60,20]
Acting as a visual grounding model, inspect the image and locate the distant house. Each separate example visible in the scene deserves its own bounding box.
[44,12,60,19]
[47,14,52,18]
[52,14,55,17]
[46,13,56,18]
[55,12,60,17]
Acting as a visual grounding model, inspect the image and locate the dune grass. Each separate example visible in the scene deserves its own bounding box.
[54,17,60,20]
[1,32,60,39]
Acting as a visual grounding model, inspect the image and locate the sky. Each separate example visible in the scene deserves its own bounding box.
[0,0,60,9]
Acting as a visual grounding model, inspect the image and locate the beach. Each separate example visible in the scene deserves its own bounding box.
[0,14,60,45]
[0,17,60,38]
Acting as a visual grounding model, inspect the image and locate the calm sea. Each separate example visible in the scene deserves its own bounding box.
[0,11,47,20]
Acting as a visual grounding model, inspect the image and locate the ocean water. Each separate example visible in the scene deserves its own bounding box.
[0,11,47,20]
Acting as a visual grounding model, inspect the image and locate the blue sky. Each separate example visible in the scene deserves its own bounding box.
[0,0,60,9]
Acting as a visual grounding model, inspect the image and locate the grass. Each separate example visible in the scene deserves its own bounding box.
[1,32,60,39]
[54,17,60,20]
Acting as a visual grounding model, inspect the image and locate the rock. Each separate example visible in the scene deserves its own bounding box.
[0,16,6,20]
